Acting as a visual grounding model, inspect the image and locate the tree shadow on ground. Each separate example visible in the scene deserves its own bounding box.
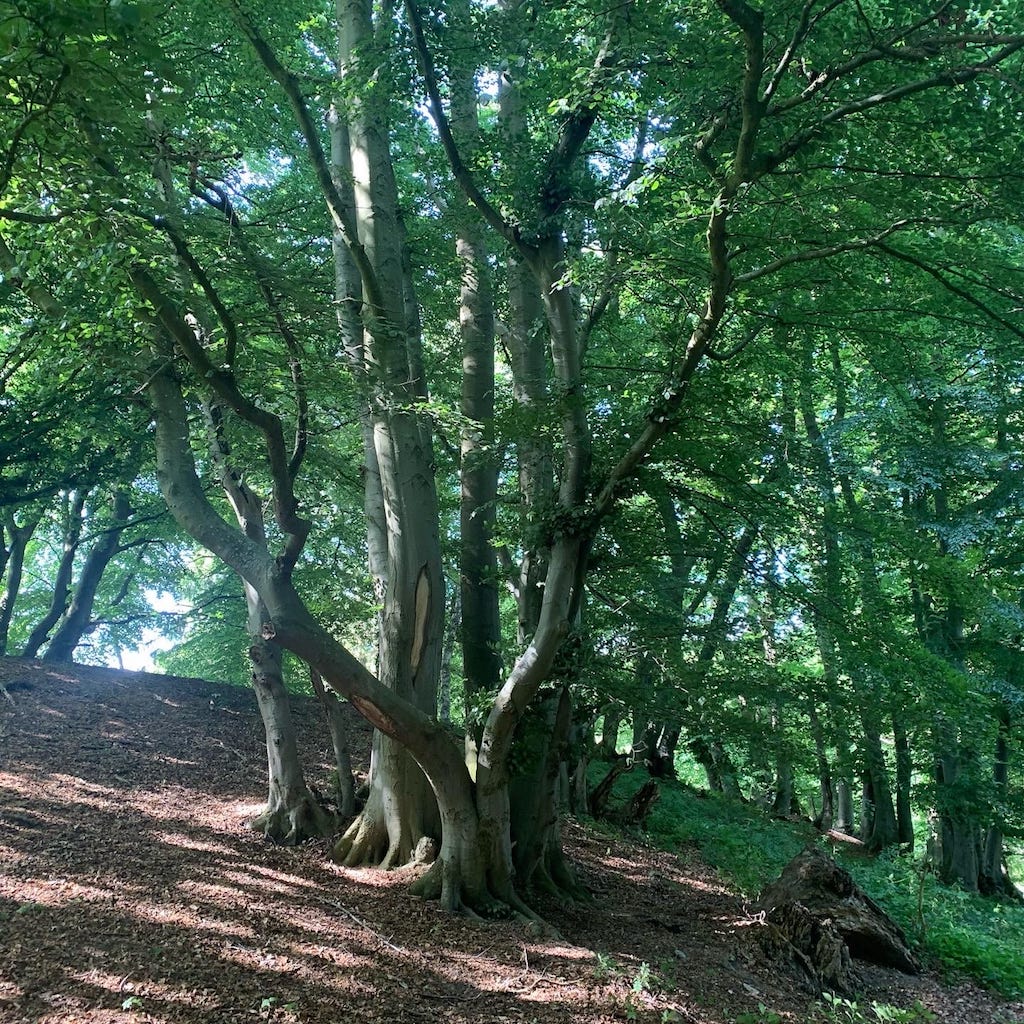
[1,657,1016,1024]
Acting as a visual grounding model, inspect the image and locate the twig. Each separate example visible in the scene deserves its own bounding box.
[316,897,405,953]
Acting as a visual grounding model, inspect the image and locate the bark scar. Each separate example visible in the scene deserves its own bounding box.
[410,564,430,679]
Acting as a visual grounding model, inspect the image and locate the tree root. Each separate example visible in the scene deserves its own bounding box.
[252,795,335,846]
[332,809,390,867]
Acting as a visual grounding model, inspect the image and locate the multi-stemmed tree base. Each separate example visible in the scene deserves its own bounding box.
[252,793,335,846]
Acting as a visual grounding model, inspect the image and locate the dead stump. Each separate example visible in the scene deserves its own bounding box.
[754,847,919,994]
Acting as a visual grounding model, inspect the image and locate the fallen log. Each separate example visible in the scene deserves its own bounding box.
[754,847,919,994]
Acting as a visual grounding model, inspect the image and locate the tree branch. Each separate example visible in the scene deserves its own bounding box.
[129,268,311,570]
[733,214,945,285]
[876,242,1024,341]
[225,0,391,326]
[404,0,528,255]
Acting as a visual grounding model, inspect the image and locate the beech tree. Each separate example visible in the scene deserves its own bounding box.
[2,0,1023,916]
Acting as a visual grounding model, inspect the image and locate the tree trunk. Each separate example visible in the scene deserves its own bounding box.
[44,490,132,663]
[311,667,357,818]
[249,633,335,844]
[327,0,447,869]
[835,756,856,836]
[808,696,835,831]
[980,703,1019,898]
[438,587,460,724]
[934,742,981,893]
[598,704,622,759]
[0,511,39,655]
[455,151,501,707]
[893,712,914,846]
[201,393,334,845]
[507,687,584,899]
[859,716,899,853]
[23,490,87,658]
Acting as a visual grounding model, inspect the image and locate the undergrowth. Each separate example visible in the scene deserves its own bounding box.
[844,853,1024,999]
[588,761,1024,999]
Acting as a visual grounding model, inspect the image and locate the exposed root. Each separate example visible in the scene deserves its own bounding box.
[332,809,390,866]
[409,858,518,921]
[408,859,443,900]
[252,796,335,846]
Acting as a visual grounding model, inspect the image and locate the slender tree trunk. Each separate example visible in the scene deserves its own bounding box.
[328,0,446,869]
[0,511,39,655]
[599,704,622,759]
[835,743,856,835]
[808,696,835,831]
[248,623,334,844]
[44,490,132,663]
[893,711,914,845]
[438,587,460,724]
[23,490,87,658]
[859,705,899,852]
[980,704,1017,897]
[312,667,357,818]
[454,101,501,708]
[936,748,981,892]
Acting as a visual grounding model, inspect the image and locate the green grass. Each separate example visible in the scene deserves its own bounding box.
[586,761,1024,998]
[586,760,811,894]
[843,852,1024,999]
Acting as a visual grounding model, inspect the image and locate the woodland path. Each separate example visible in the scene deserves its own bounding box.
[0,657,1018,1024]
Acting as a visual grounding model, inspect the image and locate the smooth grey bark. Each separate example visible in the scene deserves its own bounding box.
[836,773,856,836]
[451,16,502,707]
[146,351,490,909]
[203,400,333,846]
[311,667,357,818]
[981,703,1016,897]
[808,696,835,831]
[0,511,39,655]
[248,628,334,845]
[43,489,132,663]
[438,586,460,724]
[325,0,445,870]
[139,131,335,846]
[598,704,622,759]
[22,489,87,658]
[858,700,900,852]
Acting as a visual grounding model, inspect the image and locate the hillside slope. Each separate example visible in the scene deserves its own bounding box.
[0,657,1018,1024]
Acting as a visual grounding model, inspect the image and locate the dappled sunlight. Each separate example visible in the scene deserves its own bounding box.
[0,876,123,907]
[99,719,137,742]
[153,830,235,855]
[322,860,410,890]
[154,755,200,767]
[6,660,1001,1024]
[215,942,309,977]
[231,799,268,818]
[278,938,369,973]
[246,862,322,886]
[223,865,321,894]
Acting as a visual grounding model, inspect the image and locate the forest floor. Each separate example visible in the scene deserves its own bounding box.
[0,657,1020,1024]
